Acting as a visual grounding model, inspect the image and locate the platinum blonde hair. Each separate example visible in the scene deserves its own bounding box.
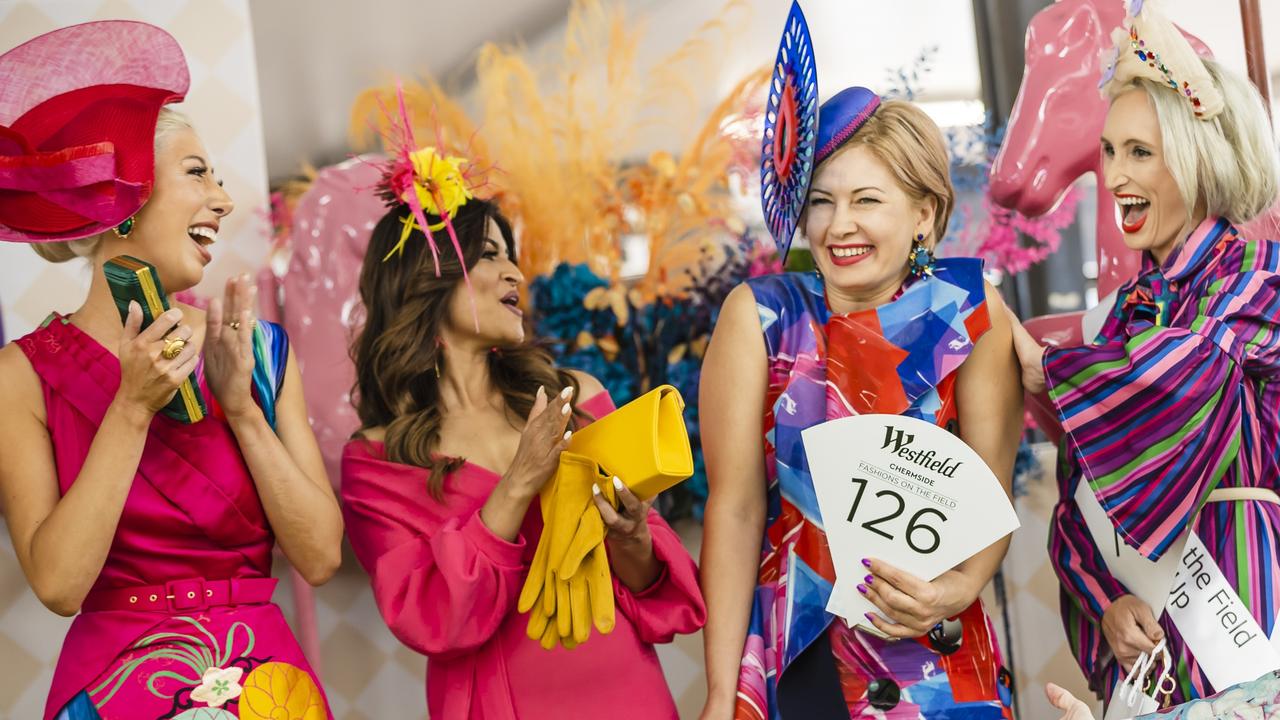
[1107,59,1279,225]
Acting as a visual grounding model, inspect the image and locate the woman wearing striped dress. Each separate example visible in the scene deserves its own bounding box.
[1007,1,1280,706]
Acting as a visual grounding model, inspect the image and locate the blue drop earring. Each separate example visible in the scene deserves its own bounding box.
[908,233,935,277]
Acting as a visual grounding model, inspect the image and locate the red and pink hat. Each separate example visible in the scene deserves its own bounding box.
[0,20,190,243]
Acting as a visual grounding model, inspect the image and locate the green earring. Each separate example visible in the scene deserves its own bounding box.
[113,216,135,239]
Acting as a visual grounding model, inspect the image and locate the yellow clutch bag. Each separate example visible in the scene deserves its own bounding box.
[566,384,693,500]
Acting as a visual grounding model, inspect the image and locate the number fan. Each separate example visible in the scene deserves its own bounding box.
[801,414,1020,631]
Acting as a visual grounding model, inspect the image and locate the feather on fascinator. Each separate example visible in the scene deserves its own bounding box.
[1099,0,1223,120]
[365,81,488,326]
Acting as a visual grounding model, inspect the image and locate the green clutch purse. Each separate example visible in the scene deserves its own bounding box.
[103,255,207,423]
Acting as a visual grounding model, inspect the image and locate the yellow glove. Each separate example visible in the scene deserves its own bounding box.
[518,386,694,650]
[584,536,615,634]
[518,470,558,642]
[550,523,616,644]
[550,453,607,641]
[519,452,608,648]
[558,479,611,581]
[559,478,617,639]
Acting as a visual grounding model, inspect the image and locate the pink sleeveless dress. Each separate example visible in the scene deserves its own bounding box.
[17,314,331,720]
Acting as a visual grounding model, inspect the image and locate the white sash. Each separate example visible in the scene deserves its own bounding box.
[1076,483,1280,691]
[1073,482,1181,613]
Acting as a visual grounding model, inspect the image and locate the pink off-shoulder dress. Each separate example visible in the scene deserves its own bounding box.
[340,391,706,720]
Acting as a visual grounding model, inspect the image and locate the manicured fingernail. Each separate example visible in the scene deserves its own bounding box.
[592,484,601,496]
[537,386,545,398]
[861,558,872,568]
[865,574,874,584]
[563,430,572,441]
[865,613,876,622]
[560,386,573,399]
[613,476,623,491]
[561,404,571,415]
[857,583,868,595]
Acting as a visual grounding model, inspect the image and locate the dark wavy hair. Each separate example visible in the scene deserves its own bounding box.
[351,198,585,497]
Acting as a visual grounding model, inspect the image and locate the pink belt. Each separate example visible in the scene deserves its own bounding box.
[81,577,278,613]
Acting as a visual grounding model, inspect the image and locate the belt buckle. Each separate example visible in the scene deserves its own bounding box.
[165,578,209,612]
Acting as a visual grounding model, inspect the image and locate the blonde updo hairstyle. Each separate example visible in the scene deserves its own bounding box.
[1105,58,1280,225]
[31,108,194,263]
[816,99,955,248]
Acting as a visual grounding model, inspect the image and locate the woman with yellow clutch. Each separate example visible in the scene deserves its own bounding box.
[340,103,706,719]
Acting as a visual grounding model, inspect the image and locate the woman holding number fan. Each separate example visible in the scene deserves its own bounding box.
[698,5,1023,718]
[1007,0,1280,709]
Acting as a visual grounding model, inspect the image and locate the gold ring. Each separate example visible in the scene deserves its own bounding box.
[227,320,240,331]
[162,337,186,360]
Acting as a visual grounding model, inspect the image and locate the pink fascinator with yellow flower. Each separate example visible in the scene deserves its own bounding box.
[365,81,491,325]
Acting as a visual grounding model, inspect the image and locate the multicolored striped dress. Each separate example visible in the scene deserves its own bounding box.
[1046,217,1280,703]
[735,260,1013,720]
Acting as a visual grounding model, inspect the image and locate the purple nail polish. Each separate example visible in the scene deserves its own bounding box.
[865,612,876,622]
[861,558,872,568]
[865,574,874,584]
[857,583,868,595]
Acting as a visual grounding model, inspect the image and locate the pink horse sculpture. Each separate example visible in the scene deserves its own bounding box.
[990,0,1279,440]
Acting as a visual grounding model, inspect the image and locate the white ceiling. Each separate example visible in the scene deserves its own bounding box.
[249,0,1280,182]
[249,0,572,177]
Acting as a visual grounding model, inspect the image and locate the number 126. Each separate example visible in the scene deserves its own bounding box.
[847,477,947,554]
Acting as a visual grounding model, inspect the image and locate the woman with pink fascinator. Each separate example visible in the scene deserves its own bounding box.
[0,22,341,719]
[1007,0,1280,710]
[339,88,706,719]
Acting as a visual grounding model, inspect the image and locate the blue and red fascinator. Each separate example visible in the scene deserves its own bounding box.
[759,1,818,261]
[760,4,885,261]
